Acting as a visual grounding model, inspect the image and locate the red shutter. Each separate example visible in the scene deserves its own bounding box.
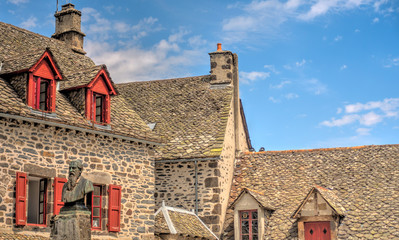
[53,177,67,215]
[85,89,92,120]
[104,95,110,123]
[108,185,121,232]
[49,80,56,112]
[15,172,27,226]
[35,77,41,109]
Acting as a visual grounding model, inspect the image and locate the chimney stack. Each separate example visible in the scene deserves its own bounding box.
[208,43,237,85]
[52,3,86,55]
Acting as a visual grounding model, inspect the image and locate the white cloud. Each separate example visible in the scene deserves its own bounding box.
[334,35,343,42]
[284,93,299,99]
[7,0,28,5]
[222,0,386,43]
[354,29,361,33]
[296,59,306,67]
[372,17,380,23]
[356,128,371,136]
[340,64,347,70]
[305,78,327,95]
[384,57,399,68]
[268,96,280,103]
[270,80,291,89]
[321,98,399,128]
[20,16,37,29]
[240,71,271,84]
[264,64,279,74]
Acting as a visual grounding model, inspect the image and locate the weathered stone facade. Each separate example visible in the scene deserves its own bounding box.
[0,117,156,239]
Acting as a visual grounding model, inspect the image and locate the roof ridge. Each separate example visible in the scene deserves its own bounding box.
[244,144,399,155]
[116,75,210,85]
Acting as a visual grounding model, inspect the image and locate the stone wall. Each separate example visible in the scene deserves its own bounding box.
[0,117,155,240]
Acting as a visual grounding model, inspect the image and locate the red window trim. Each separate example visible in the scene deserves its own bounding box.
[239,209,258,240]
[86,90,111,124]
[91,184,102,230]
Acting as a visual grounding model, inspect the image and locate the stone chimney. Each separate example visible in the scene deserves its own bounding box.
[208,43,237,85]
[52,3,86,55]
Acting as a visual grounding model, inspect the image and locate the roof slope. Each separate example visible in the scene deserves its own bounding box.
[155,204,218,239]
[0,21,158,142]
[117,76,233,160]
[223,144,399,239]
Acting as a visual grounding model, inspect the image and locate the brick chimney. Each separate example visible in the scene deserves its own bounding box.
[52,3,86,55]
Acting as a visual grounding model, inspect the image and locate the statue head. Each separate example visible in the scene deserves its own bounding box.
[67,160,83,190]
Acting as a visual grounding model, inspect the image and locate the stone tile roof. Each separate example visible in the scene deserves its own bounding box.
[0,232,48,239]
[223,144,399,239]
[117,76,233,160]
[61,65,103,90]
[155,204,218,239]
[0,21,159,143]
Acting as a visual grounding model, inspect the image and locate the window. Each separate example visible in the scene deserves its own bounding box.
[240,210,258,240]
[36,77,50,111]
[93,94,105,123]
[16,172,48,226]
[87,184,103,230]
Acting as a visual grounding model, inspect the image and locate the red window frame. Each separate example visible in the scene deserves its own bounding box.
[239,209,258,240]
[90,185,102,230]
[93,93,105,124]
[34,77,51,111]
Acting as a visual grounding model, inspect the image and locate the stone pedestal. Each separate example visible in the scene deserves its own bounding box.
[51,210,91,240]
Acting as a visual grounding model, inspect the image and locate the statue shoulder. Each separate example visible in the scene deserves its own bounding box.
[81,177,94,193]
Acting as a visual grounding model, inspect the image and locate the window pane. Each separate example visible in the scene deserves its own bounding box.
[253,235,258,240]
[40,180,45,190]
[93,185,101,196]
[252,220,258,234]
[93,197,100,206]
[39,214,43,224]
[252,211,258,219]
[241,220,249,234]
[93,207,100,217]
[241,211,249,219]
[242,235,249,240]
[39,202,43,212]
[92,218,100,228]
[40,193,44,202]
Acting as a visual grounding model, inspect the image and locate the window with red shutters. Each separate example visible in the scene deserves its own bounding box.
[53,177,67,215]
[16,172,27,226]
[108,185,121,232]
[88,185,102,230]
[239,210,258,240]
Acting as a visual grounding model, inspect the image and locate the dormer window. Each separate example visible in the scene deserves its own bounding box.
[26,50,62,112]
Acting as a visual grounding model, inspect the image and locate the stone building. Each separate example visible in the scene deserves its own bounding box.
[0,3,161,239]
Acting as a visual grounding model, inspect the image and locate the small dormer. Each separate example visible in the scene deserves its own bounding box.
[229,188,275,240]
[0,48,63,113]
[61,65,117,125]
[292,186,345,240]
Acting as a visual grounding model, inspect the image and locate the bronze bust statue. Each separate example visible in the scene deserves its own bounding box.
[61,160,94,211]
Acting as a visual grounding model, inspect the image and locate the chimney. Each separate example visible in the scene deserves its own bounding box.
[52,3,86,55]
[208,43,237,85]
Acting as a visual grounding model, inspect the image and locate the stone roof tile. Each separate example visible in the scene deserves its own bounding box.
[117,76,233,160]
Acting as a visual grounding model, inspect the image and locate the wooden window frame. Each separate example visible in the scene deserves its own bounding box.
[108,184,121,232]
[93,93,105,124]
[239,209,258,240]
[90,184,103,230]
[34,77,51,111]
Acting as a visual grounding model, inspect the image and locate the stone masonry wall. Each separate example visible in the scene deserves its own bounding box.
[0,117,155,240]
[154,99,238,237]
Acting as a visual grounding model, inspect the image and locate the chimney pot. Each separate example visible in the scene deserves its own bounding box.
[217,43,222,51]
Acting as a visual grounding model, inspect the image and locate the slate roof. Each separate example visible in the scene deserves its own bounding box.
[61,65,103,90]
[223,144,399,239]
[0,21,159,143]
[0,232,48,239]
[117,76,233,160]
[155,204,218,239]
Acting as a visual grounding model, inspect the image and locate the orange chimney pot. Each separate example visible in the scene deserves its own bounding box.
[217,43,222,51]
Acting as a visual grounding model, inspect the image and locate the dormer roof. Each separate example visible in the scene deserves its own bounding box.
[0,48,63,80]
[229,188,275,211]
[292,185,346,218]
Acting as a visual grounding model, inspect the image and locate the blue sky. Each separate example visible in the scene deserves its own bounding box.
[1,0,398,151]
